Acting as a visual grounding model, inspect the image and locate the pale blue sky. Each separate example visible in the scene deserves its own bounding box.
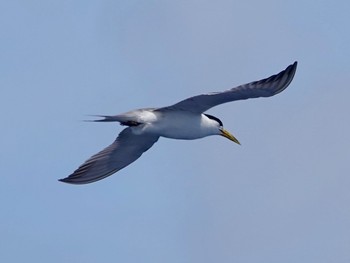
[1,1,350,262]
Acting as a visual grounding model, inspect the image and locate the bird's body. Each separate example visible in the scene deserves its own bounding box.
[60,62,298,184]
[130,110,221,139]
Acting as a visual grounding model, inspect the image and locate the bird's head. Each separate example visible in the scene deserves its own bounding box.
[204,114,240,145]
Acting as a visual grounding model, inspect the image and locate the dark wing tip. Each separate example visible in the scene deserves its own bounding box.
[260,60,298,96]
[287,61,298,80]
[58,175,83,185]
[58,177,104,185]
[58,167,117,185]
[58,177,84,185]
[58,177,71,184]
[278,61,298,92]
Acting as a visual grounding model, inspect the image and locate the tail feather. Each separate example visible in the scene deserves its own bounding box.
[85,108,156,123]
[84,115,125,122]
[93,115,121,122]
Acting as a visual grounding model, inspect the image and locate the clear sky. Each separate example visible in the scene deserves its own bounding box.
[1,1,350,262]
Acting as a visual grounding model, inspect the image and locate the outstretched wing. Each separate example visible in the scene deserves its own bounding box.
[59,128,159,184]
[163,62,297,113]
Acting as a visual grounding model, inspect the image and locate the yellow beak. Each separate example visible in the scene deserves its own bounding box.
[220,128,241,145]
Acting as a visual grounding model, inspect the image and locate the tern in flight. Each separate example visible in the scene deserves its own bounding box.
[60,62,297,184]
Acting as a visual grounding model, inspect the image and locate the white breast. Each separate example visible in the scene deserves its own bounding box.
[143,111,218,140]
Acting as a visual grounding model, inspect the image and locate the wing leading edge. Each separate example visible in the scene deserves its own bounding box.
[164,61,297,113]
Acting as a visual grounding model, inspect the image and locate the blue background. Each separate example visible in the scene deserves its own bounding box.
[1,1,349,262]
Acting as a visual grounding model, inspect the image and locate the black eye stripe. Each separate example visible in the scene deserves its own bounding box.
[204,114,223,127]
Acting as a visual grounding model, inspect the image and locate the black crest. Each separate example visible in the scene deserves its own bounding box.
[204,114,223,127]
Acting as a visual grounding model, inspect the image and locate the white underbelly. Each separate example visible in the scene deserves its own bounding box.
[148,112,209,139]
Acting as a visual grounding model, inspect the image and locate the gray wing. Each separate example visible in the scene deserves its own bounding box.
[59,128,159,184]
[163,62,297,113]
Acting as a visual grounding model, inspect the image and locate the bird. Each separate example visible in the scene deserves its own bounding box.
[59,62,297,184]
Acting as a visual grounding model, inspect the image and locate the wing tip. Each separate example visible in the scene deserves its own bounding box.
[58,177,97,185]
[58,176,83,185]
[59,167,120,185]
[290,61,298,75]
[58,174,104,185]
[285,60,298,84]
[58,178,71,184]
[286,60,298,79]
[272,60,298,95]
[58,170,97,185]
